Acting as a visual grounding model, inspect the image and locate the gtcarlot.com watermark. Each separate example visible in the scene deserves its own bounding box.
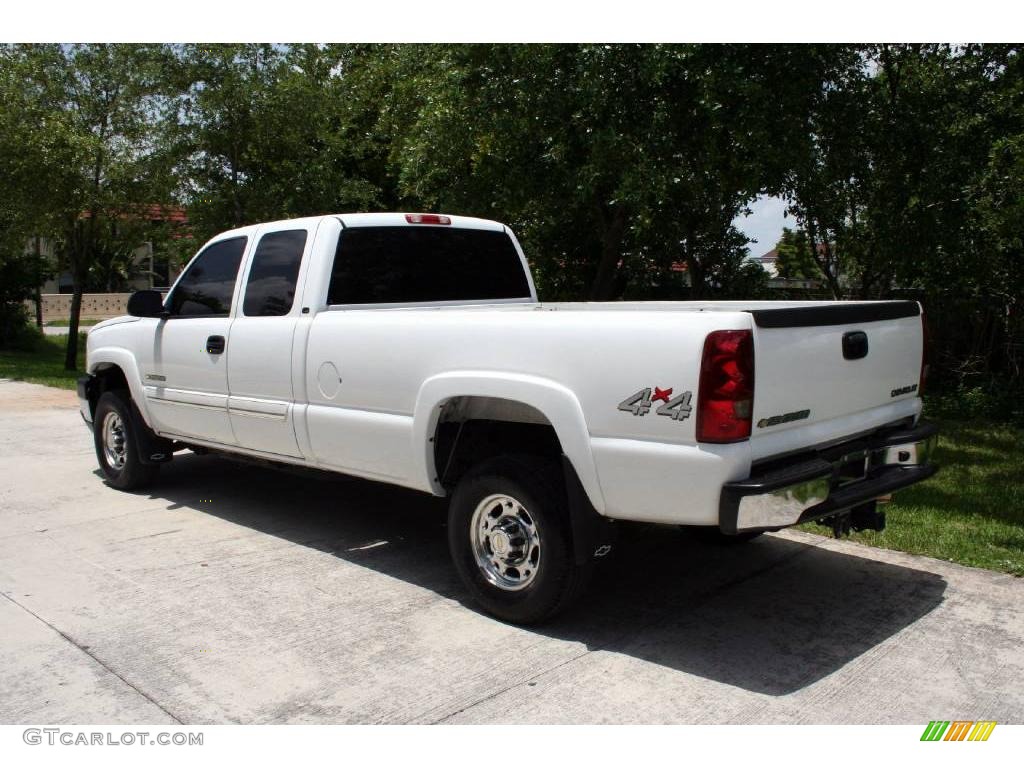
[23,728,203,746]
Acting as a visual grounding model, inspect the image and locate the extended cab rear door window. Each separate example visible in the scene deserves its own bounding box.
[327,226,531,305]
[242,229,308,316]
[169,237,247,317]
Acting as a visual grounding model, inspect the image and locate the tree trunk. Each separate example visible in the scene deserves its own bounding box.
[64,221,89,372]
[588,207,628,301]
[64,277,83,371]
[857,268,873,300]
[806,219,842,299]
[683,223,705,299]
[685,254,706,299]
[33,237,43,329]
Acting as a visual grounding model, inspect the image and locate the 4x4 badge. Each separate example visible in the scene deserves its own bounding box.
[618,387,693,421]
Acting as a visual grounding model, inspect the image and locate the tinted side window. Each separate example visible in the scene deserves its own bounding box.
[242,230,307,316]
[327,227,531,305]
[169,237,247,317]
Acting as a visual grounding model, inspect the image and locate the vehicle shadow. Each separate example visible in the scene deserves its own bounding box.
[143,452,947,697]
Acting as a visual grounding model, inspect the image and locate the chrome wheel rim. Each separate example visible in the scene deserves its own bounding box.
[470,493,541,591]
[101,411,127,471]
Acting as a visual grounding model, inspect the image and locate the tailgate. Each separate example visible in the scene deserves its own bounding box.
[748,301,924,457]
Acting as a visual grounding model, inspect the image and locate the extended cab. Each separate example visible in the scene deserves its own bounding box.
[79,213,938,623]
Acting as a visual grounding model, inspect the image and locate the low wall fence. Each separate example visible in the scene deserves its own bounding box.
[26,294,134,321]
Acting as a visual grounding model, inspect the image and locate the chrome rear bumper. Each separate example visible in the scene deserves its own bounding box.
[720,421,939,534]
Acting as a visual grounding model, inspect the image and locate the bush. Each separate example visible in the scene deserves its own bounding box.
[925,379,1024,427]
[0,301,34,350]
[5,322,46,353]
[0,246,43,350]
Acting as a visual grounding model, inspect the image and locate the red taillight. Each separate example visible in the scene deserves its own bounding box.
[697,329,755,443]
[919,309,929,396]
[405,213,451,225]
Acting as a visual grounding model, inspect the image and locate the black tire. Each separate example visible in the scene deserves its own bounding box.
[93,390,160,490]
[685,526,764,545]
[448,454,592,624]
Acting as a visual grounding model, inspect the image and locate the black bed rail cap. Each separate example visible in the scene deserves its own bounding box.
[749,301,920,328]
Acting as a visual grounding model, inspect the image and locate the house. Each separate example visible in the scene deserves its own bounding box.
[29,205,190,294]
[748,247,780,277]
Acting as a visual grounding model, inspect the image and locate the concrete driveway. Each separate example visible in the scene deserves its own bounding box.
[1,379,1021,724]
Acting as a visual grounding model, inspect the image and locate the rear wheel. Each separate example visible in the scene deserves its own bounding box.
[448,455,592,624]
[93,390,160,490]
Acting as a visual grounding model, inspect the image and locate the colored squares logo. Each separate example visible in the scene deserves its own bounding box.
[920,721,996,742]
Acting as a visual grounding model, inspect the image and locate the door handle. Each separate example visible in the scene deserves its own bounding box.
[206,335,226,355]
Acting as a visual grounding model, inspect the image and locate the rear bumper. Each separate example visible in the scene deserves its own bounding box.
[720,421,938,534]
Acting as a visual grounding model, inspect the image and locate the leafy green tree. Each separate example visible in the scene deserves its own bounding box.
[777,46,871,298]
[6,44,175,368]
[167,44,384,244]
[385,44,791,300]
[781,44,1024,305]
[964,45,1024,307]
[773,228,820,280]
[0,46,65,343]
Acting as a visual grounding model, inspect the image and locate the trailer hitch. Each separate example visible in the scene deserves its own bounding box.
[818,501,887,538]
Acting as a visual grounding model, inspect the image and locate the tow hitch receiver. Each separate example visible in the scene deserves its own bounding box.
[819,501,887,538]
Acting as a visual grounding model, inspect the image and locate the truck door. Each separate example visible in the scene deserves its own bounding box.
[226,222,313,458]
[142,235,248,445]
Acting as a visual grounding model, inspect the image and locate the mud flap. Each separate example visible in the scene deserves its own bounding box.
[561,454,616,565]
[129,400,174,465]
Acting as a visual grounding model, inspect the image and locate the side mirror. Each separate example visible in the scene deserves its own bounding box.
[127,290,168,318]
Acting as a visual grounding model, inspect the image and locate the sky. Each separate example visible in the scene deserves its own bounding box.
[733,195,795,258]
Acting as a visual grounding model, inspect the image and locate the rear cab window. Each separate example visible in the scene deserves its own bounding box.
[242,229,308,316]
[327,226,532,306]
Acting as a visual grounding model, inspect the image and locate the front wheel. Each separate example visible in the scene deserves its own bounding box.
[93,390,160,490]
[448,455,592,624]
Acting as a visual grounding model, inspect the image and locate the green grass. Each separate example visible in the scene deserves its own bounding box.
[45,318,102,327]
[0,333,86,390]
[800,418,1024,576]
[1,337,1021,576]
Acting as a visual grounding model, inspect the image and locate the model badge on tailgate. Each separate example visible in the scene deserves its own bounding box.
[757,409,810,429]
[891,384,918,397]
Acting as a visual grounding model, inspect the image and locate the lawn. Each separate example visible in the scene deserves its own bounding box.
[798,417,1024,575]
[1,336,1021,576]
[45,318,102,327]
[0,333,85,390]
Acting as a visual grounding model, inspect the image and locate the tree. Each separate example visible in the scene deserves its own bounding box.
[8,44,175,368]
[0,45,64,343]
[776,46,872,298]
[167,44,384,244]
[384,44,792,300]
[773,228,820,280]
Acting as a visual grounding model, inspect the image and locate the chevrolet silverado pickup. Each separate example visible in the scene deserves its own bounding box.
[78,212,938,623]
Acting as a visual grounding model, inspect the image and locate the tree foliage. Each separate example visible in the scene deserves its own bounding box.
[772,228,820,281]
[0,43,1022,379]
[2,44,174,366]
[385,44,801,299]
[167,44,383,238]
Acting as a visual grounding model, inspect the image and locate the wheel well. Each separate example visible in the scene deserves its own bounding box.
[433,396,563,489]
[88,364,130,417]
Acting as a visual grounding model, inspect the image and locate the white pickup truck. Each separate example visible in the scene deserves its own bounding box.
[79,212,938,623]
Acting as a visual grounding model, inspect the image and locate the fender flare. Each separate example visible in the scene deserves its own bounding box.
[411,371,607,515]
[86,347,156,430]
